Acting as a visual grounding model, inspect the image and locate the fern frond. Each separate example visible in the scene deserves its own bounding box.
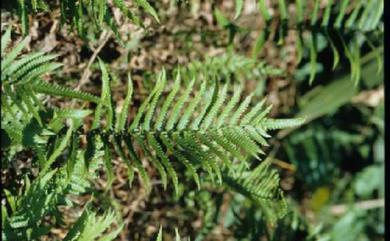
[179,53,282,85]
[2,129,120,240]
[83,65,304,195]
[1,32,100,126]
[223,158,288,223]
[63,205,122,241]
[6,169,58,231]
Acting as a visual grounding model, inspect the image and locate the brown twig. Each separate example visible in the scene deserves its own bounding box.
[75,30,112,90]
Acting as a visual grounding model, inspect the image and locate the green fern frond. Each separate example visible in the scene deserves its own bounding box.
[1,30,100,124]
[63,205,123,241]
[3,169,69,239]
[2,131,119,241]
[1,95,35,148]
[179,53,282,85]
[83,64,304,195]
[6,169,58,231]
[223,158,288,223]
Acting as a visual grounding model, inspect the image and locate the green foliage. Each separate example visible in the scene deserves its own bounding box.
[2,151,122,241]
[1,29,101,127]
[11,0,159,37]
[229,0,384,84]
[1,27,305,239]
[86,61,304,195]
[1,1,384,240]
[63,205,123,241]
[284,124,362,188]
[179,53,283,85]
[223,201,313,241]
[223,159,288,224]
